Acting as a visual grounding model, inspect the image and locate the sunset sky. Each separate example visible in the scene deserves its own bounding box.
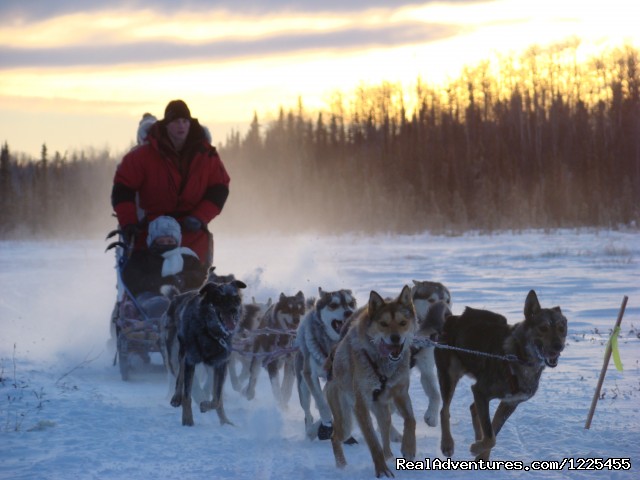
[1,0,638,158]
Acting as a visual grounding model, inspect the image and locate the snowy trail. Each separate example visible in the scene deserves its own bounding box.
[1,229,639,479]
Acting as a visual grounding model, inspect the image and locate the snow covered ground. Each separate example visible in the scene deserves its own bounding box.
[1,229,639,479]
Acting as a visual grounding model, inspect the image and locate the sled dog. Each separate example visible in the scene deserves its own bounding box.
[326,286,417,478]
[294,288,356,440]
[244,291,306,408]
[161,278,246,426]
[410,280,452,426]
[436,289,567,461]
[228,297,272,392]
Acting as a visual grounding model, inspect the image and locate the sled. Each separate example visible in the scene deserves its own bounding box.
[106,228,167,381]
[106,223,214,381]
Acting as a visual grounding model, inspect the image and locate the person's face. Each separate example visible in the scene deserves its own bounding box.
[151,235,178,254]
[166,118,190,147]
[153,236,178,247]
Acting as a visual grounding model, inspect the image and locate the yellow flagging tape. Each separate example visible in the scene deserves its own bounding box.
[607,326,623,372]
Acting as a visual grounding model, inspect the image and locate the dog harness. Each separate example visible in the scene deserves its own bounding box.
[363,350,387,402]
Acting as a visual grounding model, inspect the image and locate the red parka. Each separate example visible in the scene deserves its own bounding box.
[111,119,230,263]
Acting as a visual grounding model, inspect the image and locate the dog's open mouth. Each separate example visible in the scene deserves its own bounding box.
[545,353,560,368]
[378,340,404,361]
[331,319,344,335]
[219,315,236,333]
[534,341,561,368]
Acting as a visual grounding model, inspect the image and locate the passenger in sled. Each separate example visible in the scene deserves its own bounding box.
[119,215,208,324]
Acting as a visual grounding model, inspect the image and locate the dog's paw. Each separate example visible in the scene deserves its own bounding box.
[242,386,255,401]
[474,451,491,462]
[400,449,416,462]
[470,438,495,456]
[304,414,314,427]
[218,414,235,427]
[200,400,219,413]
[305,419,321,440]
[317,422,333,440]
[182,416,194,427]
[424,408,439,427]
[374,460,394,478]
[344,436,358,445]
[441,438,455,458]
[170,394,182,408]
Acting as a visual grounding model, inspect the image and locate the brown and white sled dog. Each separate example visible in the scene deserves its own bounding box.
[244,291,306,409]
[326,286,417,478]
[294,288,356,440]
[436,290,567,461]
[410,280,452,427]
[228,297,272,393]
[161,278,246,426]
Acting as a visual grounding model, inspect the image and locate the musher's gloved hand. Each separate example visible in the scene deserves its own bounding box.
[183,216,202,232]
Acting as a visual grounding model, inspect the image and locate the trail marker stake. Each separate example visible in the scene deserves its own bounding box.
[584,295,628,429]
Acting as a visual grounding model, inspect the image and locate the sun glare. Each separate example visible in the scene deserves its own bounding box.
[1,0,639,158]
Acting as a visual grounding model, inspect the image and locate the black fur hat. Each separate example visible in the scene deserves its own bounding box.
[163,100,191,123]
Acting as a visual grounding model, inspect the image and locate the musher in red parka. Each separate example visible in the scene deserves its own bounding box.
[111,100,230,265]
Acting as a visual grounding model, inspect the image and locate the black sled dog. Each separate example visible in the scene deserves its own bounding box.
[162,279,247,426]
[436,290,567,461]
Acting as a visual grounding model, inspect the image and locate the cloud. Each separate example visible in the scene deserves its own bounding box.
[0,21,462,69]
[0,1,484,22]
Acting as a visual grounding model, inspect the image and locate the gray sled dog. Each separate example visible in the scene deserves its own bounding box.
[186,266,240,397]
[410,280,452,427]
[294,288,356,440]
[436,290,567,461]
[161,278,246,426]
[244,291,306,409]
[228,297,271,393]
[326,286,417,478]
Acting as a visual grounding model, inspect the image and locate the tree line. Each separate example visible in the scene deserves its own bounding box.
[1,39,639,238]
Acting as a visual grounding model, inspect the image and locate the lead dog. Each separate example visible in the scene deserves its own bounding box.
[410,280,452,426]
[294,288,356,440]
[162,278,247,426]
[436,289,567,461]
[326,286,417,478]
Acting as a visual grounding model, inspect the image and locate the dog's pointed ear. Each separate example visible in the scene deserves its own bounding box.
[279,292,286,301]
[296,291,304,300]
[199,283,215,296]
[208,266,216,273]
[232,280,247,289]
[412,279,420,286]
[318,287,324,296]
[398,285,413,307]
[552,306,562,314]
[368,290,385,314]
[524,290,541,320]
